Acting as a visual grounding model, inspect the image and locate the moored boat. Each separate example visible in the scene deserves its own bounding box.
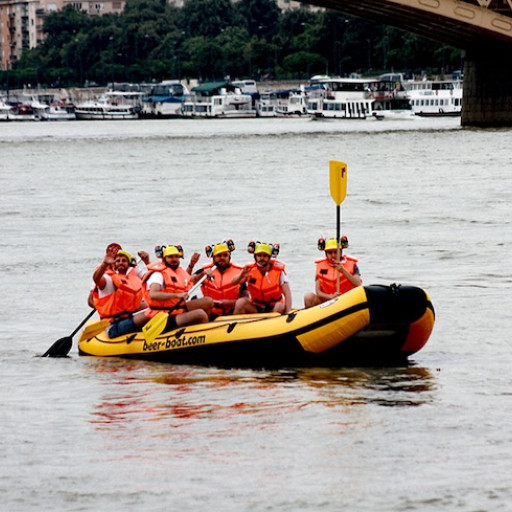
[306,76,373,119]
[78,284,435,368]
[4,101,37,121]
[181,81,257,118]
[369,73,415,120]
[46,102,76,120]
[405,78,462,117]
[0,99,12,121]
[257,88,308,117]
[140,81,188,119]
[75,98,139,120]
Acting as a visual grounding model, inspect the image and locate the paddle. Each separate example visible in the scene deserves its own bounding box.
[329,160,348,294]
[142,273,208,343]
[42,309,97,357]
[78,319,112,342]
[43,255,148,355]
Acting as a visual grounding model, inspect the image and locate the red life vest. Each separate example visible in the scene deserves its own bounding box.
[142,265,191,315]
[93,269,143,320]
[315,255,359,295]
[201,262,243,316]
[246,259,286,308]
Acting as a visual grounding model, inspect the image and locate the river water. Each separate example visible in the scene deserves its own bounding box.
[1,117,511,511]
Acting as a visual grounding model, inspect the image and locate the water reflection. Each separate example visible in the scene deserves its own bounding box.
[86,358,437,431]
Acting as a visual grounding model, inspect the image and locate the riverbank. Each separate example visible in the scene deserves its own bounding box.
[3,79,312,103]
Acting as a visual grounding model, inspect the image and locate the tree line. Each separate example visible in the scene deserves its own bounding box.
[1,0,463,90]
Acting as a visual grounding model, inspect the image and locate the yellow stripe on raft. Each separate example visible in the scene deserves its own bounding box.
[297,287,370,353]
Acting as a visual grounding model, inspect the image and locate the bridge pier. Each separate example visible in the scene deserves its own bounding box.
[462,48,512,127]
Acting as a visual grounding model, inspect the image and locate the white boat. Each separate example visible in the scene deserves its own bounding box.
[14,91,76,120]
[0,100,13,121]
[405,78,462,117]
[306,76,374,119]
[46,102,76,121]
[140,81,188,119]
[4,101,37,121]
[256,90,278,117]
[370,73,416,120]
[307,74,415,121]
[181,82,256,118]
[74,97,139,120]
[257,88,308,117]
[231,79,258,94]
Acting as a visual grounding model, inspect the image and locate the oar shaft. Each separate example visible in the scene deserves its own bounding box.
[336,205,341,294]
[69,309,96,338]
[188,273,208,296]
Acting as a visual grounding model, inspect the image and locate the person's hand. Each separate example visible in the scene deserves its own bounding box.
[103,254,115,266]
[105,246,118,259]
[138,250,150,264]
[190,252,200,266]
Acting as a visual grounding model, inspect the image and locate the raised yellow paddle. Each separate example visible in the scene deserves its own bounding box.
[329,160,348,294]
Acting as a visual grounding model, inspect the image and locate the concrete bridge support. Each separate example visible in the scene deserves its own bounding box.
[462,48,512,127]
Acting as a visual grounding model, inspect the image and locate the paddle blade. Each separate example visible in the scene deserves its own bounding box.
[142,312,169,344]
[329,160,348,205]
[41,336,73,358]
[78,320,111,342]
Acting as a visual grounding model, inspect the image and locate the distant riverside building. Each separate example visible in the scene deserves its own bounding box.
[0,0,125,70]
[165,0,304,9]
[0,0,304,71]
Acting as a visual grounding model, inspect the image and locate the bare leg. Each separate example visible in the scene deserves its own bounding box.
[304,292,323,309]
[187,297,214,318]
[233,297,258,315]
[273,302,286,314]
[176,309,209,326]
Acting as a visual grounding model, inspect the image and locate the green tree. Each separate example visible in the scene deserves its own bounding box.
[215,26,251,79]
[1,0,462,88]
[180,0,237,38]
[235,0,280,40]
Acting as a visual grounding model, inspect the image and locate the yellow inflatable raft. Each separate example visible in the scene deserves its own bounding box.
[77,284,434,367]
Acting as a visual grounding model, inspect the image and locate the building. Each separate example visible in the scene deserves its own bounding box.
[0,0,125,70]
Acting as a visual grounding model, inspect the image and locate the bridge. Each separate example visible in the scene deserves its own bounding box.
[300,0,512,126]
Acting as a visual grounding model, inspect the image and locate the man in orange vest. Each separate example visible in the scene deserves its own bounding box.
[232,242,292,315]
[91,247,150,337]
[142,245,213,331]
[304,237,362,308]
[87,242,121,308]
[198,240,247,318]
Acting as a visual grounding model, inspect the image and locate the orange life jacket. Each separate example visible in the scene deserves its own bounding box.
[142,265,191,315]
[93,269,143,320]
[315,255,359,295]
[200,262,243,315]
[246,259,286,309]
[144,260,166,274]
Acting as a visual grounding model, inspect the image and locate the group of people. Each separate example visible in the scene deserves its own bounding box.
[89,237,362,338]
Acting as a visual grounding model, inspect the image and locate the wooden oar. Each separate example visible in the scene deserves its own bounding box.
[42,309,97,357]
[142,274,208,343]
[329,160,348,294]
